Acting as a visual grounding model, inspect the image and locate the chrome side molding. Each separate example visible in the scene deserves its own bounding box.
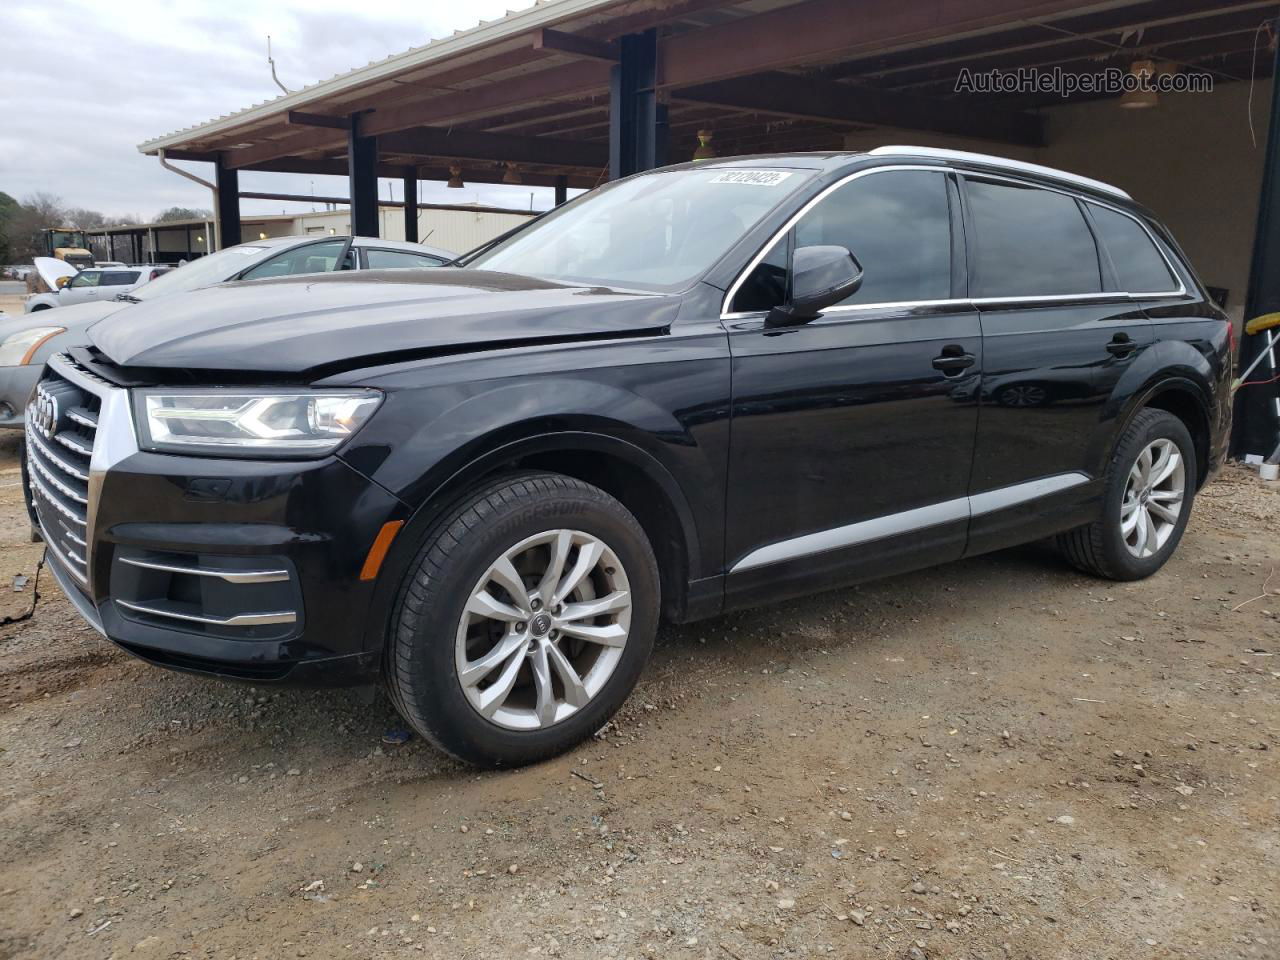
[731,472,1091,572]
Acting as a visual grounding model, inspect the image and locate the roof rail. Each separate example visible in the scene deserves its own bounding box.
[868,145,1131,200]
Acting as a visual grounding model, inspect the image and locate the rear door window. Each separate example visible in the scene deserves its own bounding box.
[1086,204,1178,293]
[965,178,1101,298]
[100,272,141,286]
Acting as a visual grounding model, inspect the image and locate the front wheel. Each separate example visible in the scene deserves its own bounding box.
[1057,408,1196,580]
[384,473,659,767]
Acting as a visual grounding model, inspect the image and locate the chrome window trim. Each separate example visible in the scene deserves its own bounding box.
[719,163,1188,321]
[730,471,1091,573]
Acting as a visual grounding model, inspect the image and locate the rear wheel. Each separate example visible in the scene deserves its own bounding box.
[1057,408,1196,580]
[385,473,659,767]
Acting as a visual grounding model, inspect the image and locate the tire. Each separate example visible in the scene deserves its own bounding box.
[1056,408,1197,581]
[385,473,659,768]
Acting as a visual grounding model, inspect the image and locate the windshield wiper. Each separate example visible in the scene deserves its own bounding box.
[114,294,141,303]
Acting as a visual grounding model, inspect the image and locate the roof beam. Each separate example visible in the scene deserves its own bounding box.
[833,0,1276,81]
[658,0,1141,89]
[361,59,612,136]
[287,111,351,130]
[379,125,608,168]
[877,5,1275,90]
[226,128,345,169]
[532,28,618,62]
[672,72,1044,147]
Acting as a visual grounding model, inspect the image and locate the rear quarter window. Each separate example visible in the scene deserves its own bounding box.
[1087,204,1178,293]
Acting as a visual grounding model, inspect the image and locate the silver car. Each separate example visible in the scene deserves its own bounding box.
[0,235,452,428]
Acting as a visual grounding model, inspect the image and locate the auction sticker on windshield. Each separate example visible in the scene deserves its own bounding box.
[708,170,794,187]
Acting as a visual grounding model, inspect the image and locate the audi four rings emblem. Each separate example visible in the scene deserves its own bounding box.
[34,391,59,436]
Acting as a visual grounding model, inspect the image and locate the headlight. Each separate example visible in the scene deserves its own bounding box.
[134,390,382,458]
[0,326,65,366]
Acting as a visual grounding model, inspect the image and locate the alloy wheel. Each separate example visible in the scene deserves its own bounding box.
[1120,438,1185,558]
[455,529,632,731]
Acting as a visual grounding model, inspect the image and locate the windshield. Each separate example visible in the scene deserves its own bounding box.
[468,167,814,290]
[49,230,87,249]
[130,243,270,301]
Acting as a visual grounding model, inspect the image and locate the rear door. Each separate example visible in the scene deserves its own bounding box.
[960,175,1153,555]
[722,167,981,608]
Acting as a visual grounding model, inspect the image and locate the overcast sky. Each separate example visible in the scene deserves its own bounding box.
[0,0,566,221]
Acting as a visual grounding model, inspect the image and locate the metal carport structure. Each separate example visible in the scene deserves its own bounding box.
[138,0,1280,454]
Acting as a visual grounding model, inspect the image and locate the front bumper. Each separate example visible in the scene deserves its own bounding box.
[27,355,407,685]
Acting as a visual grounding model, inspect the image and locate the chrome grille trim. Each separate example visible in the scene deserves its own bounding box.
[116,599,297,627]
[119,556,291,584]
[27,449,88,505]
[27,353,137,595]
[52,432,92,456]
[27,472,87,526]
[26,427,89,481]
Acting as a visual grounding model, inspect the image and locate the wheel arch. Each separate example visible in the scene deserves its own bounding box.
[362,430,704,650]
[1122,378,1213,489]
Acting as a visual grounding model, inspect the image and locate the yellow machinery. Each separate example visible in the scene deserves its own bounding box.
[40,227,95,270]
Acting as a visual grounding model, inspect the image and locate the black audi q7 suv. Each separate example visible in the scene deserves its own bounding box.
[24,147,1230,766]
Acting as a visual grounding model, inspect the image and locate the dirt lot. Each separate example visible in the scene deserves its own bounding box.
[0,432,1276,960]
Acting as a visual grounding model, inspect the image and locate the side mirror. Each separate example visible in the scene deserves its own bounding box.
[766,245,863,327]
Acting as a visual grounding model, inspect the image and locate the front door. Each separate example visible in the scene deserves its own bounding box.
[721,168,981,609]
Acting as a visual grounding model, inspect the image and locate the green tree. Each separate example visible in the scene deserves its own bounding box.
[0,191,18,264]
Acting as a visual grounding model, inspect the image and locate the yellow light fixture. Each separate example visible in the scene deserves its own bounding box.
[328,227,336,235]
[692,129,715,161]
[258,231,268,240]
[1119,59,1158,109]
[502,162,522,185]
[195,235,204,243]
[447,164,465,189]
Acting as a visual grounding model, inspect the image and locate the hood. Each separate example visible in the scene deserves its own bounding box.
[88,269,677,376]
[3,298,126,336]
[33,257,78,290]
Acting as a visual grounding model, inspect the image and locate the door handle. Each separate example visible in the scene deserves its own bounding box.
[1106,333,1138,358]
[932,345,976,375]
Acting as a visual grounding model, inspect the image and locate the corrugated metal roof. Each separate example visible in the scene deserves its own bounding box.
[137,0,624,154]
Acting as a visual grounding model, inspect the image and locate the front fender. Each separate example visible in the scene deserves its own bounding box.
[334,331,731,582]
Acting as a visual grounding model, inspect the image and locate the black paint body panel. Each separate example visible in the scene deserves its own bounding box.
[58,151,1230,683]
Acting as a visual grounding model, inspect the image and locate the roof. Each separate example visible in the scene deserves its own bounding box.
[138,0,622,154]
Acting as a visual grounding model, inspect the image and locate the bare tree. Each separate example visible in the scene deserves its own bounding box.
[155,206,212,223]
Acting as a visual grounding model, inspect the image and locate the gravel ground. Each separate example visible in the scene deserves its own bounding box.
[0,429,1277,960]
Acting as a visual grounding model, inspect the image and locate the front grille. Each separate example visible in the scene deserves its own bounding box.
[25,357,105,587]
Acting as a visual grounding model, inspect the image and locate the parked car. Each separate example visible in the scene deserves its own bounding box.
[0,235,451,428]
[25,265,170,312]
[24,148,1230,768]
